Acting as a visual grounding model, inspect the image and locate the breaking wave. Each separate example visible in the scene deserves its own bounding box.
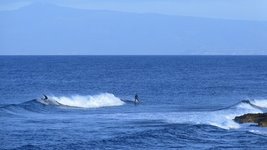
[0,93,125,115]
[105,99,267,130]
[50,93,125,108]
[250,99,267,108]
[1,96,267,130]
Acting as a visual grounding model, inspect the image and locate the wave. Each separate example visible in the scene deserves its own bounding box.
[105,99,266,130]
[249,99,267,108]
[1,96,267,130]
[49,93,125,108]
[168,100,265,129]
[0,93,125,115]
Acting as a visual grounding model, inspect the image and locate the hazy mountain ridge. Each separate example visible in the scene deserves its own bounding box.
[0,3,266,55]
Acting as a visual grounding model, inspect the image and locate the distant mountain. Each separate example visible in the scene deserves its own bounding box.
[0,3,266,55]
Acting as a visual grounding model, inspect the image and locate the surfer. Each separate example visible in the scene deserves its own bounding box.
[134,94,139,103]
[42,94,48,100]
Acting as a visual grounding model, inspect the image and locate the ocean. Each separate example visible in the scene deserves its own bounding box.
[1,56,267,149]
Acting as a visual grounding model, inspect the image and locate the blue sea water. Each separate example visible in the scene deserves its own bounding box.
[1,56,267,149]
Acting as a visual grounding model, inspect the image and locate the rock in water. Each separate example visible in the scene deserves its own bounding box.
[234,113,267,127]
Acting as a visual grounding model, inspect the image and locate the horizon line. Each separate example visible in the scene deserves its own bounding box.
[1,54,267,57]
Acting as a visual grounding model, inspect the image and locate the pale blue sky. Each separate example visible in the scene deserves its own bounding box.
[1,0,267,20]
[0,0,267,55]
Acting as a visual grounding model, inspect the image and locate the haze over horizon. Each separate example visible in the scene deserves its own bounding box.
[0,0,266,55]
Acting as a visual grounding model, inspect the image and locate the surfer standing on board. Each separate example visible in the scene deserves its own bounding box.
[134,94,139,103]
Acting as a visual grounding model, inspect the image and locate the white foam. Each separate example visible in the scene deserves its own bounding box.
[37,96,267,130]
[236,102,258,110]
[105,100,264,130]
[50,93,125,108]
[249,129,267,136]
[200,102,262,129]
[250,99,267,108]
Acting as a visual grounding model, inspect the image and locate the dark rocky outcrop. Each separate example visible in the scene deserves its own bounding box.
[234,113,267,127]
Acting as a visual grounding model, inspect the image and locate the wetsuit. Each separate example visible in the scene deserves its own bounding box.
[43,95,48,100]
[135,94,139,103]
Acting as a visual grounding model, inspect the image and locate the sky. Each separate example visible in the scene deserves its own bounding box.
[0,0,267,55]
[1,0,267,21]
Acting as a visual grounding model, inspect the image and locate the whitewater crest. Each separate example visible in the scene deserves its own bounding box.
[166,99,266,129]
[249,99,267,109]
[2,96,267,130]
[105,99,267,130]
[49,93,125,108]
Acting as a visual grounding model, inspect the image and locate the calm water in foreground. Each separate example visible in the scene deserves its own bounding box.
[1,56,267,149]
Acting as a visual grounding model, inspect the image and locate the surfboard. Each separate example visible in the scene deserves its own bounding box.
[121,99,140,104]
